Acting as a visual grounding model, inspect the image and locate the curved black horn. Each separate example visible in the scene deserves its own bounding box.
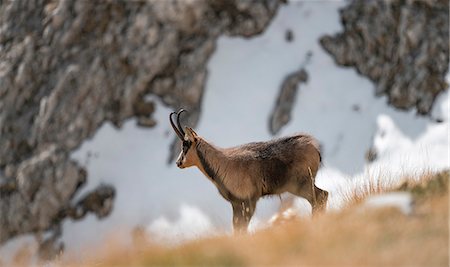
[176,109,187,136]
[170,112,184,140]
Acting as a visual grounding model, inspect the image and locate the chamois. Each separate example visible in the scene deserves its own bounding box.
[170,109,328,233]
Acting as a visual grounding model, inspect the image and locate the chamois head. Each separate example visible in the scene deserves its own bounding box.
[169,109,200,169]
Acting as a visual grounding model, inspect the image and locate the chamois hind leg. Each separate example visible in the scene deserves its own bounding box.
[231,199,256,234]
[314,186,328,213]
[289,179,328,215]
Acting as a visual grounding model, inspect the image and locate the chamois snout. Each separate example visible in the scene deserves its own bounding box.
[176,153,185,168]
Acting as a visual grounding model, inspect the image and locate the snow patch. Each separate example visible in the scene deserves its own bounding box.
[364,192,414,215]
[146,204,215,245]
[369,111,449,176]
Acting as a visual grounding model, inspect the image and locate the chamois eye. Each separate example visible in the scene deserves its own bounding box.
[182,141,191,152]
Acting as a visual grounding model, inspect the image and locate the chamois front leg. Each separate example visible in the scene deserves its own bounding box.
[231,199,256,234]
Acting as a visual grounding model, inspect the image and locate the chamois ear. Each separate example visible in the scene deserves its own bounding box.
[185,127,198,141]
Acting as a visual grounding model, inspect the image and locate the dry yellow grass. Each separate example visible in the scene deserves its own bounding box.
[59,171,449,267]
[338,169,436,207]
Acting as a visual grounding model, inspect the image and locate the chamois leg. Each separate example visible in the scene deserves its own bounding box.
[231,199,256,234]
[289,180,328,215]
[314,186,328,213]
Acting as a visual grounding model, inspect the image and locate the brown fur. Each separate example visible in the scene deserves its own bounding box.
[176,127,328,233]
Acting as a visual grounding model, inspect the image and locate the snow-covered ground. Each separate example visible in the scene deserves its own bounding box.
[1,1,448,260]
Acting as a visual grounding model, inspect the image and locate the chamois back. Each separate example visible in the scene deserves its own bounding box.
[217,134,321,199]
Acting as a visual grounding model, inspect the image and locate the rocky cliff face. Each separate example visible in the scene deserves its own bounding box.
[320,0,449,114]
[0,0,281,253]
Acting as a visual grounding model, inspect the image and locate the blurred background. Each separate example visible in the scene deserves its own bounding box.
[0,0,448,265]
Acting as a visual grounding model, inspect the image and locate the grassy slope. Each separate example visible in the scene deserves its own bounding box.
[72,171,449,267]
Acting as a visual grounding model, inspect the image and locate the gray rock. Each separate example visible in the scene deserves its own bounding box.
[0,0,282,253]
[0,148,87,243]
[269,68,309,135]
[320,0,449,114]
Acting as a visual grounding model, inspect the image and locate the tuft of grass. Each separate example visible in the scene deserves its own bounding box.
[400,170,449,200]
[140,246,244,267]
[338,169,443,208]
